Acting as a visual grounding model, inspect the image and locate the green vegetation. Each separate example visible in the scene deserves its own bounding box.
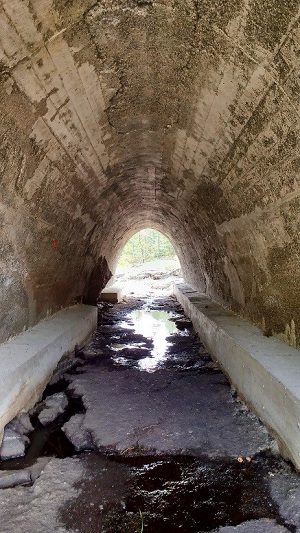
[139,510,144,533]
[118,229,176,266]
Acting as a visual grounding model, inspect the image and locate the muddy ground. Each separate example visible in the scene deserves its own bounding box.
[1,296,300,533]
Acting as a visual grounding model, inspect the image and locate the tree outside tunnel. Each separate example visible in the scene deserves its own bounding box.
[114,229,182,297]
[117,228,177,267]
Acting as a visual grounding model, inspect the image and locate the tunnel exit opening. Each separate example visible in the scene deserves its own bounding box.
[113,228,183,298]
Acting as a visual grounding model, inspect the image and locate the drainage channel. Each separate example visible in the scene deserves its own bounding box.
[0,297,193,475]
[0,379,84,471]
[0,297,298,533]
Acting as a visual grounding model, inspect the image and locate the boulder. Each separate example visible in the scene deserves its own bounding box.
[0,469,31,489]
[0,429,29,460]
[38,392,68,426]
[62,414,93,451]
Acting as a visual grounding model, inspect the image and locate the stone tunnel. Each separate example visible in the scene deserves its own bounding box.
[1,0,300,466]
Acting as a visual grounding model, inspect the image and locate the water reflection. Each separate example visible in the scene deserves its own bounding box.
[130,309,177,371]
[111,343,145,351]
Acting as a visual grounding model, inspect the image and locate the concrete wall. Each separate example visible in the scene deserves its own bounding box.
[0,304,97,444]
[174,284,300,470]
[0,0,299,346]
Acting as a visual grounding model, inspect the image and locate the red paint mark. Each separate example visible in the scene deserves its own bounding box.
[52,239,58,248]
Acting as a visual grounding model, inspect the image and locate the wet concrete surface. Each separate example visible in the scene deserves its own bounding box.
[59,452,292,533]
[1,296,300,532]
[63,297,272,457]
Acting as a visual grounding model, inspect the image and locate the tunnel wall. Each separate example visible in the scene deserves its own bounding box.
[0,0,299,347]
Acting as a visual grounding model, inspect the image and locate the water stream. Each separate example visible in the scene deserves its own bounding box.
[119,308,178,371]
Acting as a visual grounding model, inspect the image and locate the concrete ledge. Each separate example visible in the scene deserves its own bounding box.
[99,286,123,303]
[0,305,97,444]
[174,283,300,470]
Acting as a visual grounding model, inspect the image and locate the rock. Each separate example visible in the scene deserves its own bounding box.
[268,463,300,530]
[38,409,55,426]
[28,457,51,484]
[0,469,31,489]
[18,413,34,434]
[0,457,52,490]
[44,392,68,410]
[175,318,193,330]
[0,428,29,460]
[204,361,220,371]
[6,413,33,436]
[118,347,150,360]
[38,392,68,426]
[62,414,93,451]
[81,347,99,358]
[0,458,84,531]
[217,519,290,532]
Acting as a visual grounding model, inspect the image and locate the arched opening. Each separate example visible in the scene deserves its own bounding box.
[113,228,183,297]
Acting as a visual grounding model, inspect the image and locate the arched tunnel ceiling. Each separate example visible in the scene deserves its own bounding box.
[0,0,300,347]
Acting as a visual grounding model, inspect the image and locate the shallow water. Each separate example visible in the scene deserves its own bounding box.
[130,309,178,370]
[110,306,179,372]
[60,452,291,533]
